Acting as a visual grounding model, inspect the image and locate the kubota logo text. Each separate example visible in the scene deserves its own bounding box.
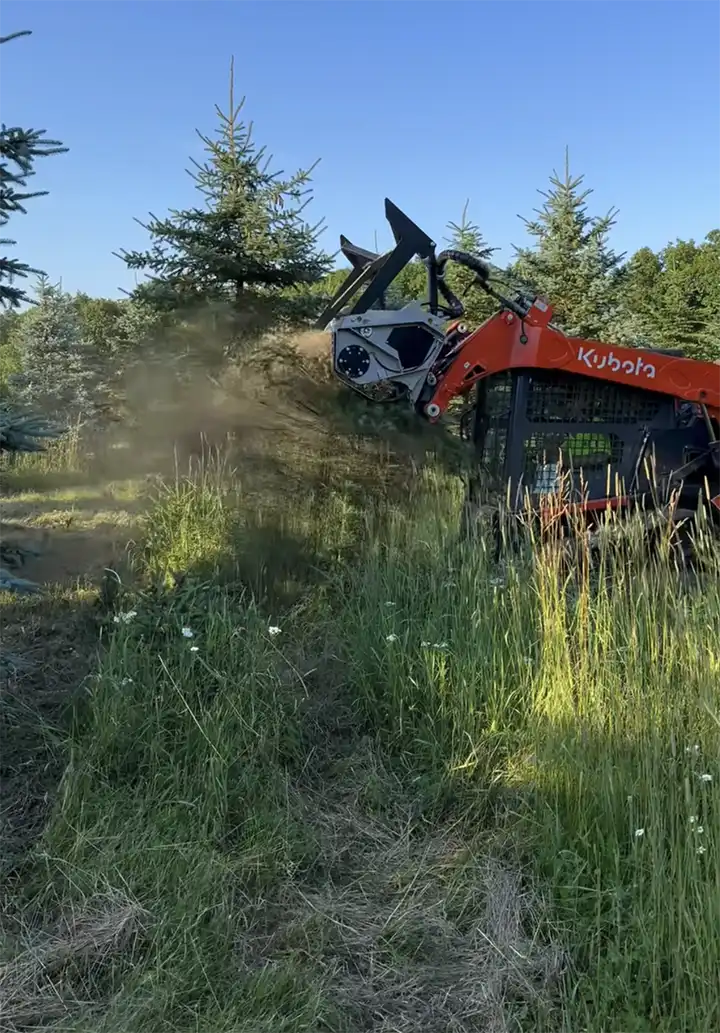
[577,346,656,379]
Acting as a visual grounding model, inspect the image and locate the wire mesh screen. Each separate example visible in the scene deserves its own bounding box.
[474,368,679,507]
[525,372,664,425]
[521,372,663,497]
[477,372,513,479]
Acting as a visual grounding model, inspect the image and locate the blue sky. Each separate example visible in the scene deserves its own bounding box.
[2,0,719,300]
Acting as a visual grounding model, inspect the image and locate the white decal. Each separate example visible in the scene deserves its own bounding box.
[576,346,655,380]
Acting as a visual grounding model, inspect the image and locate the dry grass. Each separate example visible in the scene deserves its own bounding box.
[254,805,562,1032]
[0,891,149,1031]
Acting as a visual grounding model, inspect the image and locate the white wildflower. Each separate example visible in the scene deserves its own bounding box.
[181,627,194,638]
[189,645,199,653]
[386,633,398,643]
[696,826,704,834]
[697,845,706,855]
[385,601,395,607]
[634,828,645,838]
[432,641,449,650]
[268,626,281,637]
[121,677,133,686]
[689,815,697,824]
[113,610,137,624]
[685,744,701,754]
[421,641,430,648]
[699,774,713,783]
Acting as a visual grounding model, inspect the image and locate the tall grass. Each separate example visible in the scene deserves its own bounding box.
[325,471,720,1031]
[136,444,363,604]
[8,450,720,1031]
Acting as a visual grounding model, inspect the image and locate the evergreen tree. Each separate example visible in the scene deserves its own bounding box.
[0,30,67,310]
[118,58,333,315]
[13,275,96,420]
[513,150,624,339]
[615,233,720,360]
[0,31,69,474]
[696,230,720,360]
[442,202,497,325]
[0,31,71,599]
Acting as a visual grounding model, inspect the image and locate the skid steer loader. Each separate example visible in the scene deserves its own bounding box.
[316,199,720,557]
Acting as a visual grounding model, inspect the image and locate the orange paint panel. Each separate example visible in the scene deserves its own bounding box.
[427,301,720,421]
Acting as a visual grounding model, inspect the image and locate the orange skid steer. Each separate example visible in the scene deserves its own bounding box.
[316,199,720,552]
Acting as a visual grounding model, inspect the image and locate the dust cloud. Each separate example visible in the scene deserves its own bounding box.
[91,322,335,483]
[0,318,335,590]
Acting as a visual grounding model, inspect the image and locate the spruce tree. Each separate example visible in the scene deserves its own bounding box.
[0,31,66,580]
[0,31,67,310]
[443,202,497,325]
[513,150,624,340]
[118,58,333,315]
[0,31,70,599]
[1,25,66,464]
[616,234,720,360]
[13,275,97,421]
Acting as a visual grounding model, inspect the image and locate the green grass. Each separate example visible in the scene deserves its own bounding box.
[2,428,719,1032]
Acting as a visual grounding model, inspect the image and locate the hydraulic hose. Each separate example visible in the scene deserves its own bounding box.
[434,249,493,319]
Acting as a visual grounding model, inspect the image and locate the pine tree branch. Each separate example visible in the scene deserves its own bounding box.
[0,30,32,45]
[0,567,42,594]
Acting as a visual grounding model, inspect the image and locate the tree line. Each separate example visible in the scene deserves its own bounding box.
[2,33,719,429]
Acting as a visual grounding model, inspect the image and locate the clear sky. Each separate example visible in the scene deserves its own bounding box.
[2,0,719,300]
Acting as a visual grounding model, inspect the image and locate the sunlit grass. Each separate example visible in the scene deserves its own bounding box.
[320,477,720,1030]
[7,508,136,532]
[0,480,143,506]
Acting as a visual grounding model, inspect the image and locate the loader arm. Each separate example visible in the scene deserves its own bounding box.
[422,299,720,423]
